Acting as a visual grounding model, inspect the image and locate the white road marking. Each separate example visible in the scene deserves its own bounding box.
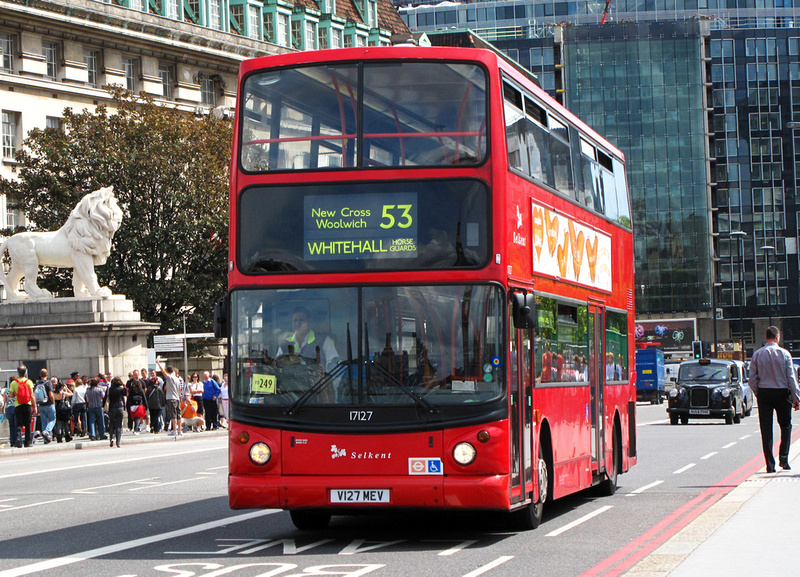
[437,540,479,556]
[545,506,613,537]
[207,465,228,471]
[722,442,736,449]
[0,445,225,480]
[739,434,751,440]
[673,463,696,475]
[195,472,217,475]
[626,480,664,497]
[129,477,203,491]
[461,556,514,577]
[701,451,717,460]
[0,498,73,513]
[0,509,279,577]
[72,477,160,494]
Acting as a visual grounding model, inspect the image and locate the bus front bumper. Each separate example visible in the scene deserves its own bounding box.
[229,474,511,511]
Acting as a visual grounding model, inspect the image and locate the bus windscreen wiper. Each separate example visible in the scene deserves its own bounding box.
[284,359,352,415]
[365,359,440,415]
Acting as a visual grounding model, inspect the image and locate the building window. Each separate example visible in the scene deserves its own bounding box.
[318,27,328,49]
[166,0,179,19]
[6,205,18,228]
[2,110,19,159]
[209,0,221,29]
[248,6,261,40]
[277,14,289,47]
[130,0,145,10]
[291,20,302,48]
[159,64,174,99]
[43,41,58,80]
[45,116,62,130]
[123,57,137,92]
[344,33,354,48]
[186,0,200,22]
[264,12,274,42]
[201,75,217,107]
[1,33,14,73]
[367,0,378,27]
[230,5,244,34]
[84,49,99,87]
[331,27,341,48]
[305,21,316,50]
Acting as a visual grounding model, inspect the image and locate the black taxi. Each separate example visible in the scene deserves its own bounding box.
[667,358,745,425]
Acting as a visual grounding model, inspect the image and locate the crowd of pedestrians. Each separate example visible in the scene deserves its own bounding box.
[0,363,229,449]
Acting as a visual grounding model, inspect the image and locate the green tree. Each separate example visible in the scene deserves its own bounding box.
[0,88,231,333]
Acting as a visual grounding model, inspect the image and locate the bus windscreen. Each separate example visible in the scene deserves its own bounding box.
[240,61,488,171]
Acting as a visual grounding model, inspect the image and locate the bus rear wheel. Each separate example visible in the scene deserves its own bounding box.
[596,427,619,497]
[290,509,331,530]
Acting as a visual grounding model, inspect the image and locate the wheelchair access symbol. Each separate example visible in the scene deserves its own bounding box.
[409,457,443,475]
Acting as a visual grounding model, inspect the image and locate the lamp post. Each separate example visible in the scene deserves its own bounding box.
[712,282,722,357]
[730,231,747,360]
[761,244,775,327]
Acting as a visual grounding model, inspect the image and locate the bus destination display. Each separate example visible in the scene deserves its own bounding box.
[304,193,418,261]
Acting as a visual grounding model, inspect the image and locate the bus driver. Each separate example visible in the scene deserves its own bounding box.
[277,306,340,372]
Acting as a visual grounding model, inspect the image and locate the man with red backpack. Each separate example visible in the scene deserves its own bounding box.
[10,365,37,448]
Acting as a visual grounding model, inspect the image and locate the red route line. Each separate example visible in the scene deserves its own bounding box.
[580,427,800,577]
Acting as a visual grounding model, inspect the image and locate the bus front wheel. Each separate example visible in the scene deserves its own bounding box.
[509,450,548,530]
[290,509,331,530]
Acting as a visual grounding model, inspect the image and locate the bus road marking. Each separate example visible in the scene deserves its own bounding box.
[461,556,514,577]
[72,477,160,494]
[0,510,279,577]
[673,463,695,475]
[722,442,736,449]
[153,563,384,577]
[0,497,73,513]
[545,506,613,537]
[701,451,717,460]
[625,480,663,497]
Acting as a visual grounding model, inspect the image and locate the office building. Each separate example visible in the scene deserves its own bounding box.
[400,2,800,357]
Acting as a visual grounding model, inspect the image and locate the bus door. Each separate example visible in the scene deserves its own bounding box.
[509,295,534,503]
[588,303,606,474]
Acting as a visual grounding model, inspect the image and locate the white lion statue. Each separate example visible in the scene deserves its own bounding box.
[0,186,123,301]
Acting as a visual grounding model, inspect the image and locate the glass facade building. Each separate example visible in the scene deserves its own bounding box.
[400,3,800,355]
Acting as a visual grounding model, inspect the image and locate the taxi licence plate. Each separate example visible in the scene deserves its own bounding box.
[330,489,391,503]
[689,409,710,415]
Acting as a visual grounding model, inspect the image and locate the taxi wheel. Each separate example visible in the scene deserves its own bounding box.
[669,413,679,425]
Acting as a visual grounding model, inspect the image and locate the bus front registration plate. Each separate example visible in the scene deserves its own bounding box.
[330,489,391,503]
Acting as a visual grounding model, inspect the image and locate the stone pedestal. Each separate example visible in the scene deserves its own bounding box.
[0,295,159,380]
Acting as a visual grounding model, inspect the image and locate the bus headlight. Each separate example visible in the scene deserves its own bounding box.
[249,442,272,465]
[453,442,477,465]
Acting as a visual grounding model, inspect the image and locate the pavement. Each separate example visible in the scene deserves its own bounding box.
[2,422,797,577]
[0,425,227,456]
[621,436,800,577]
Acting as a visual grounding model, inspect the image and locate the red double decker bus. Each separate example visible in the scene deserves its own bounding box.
[224,45,636,530]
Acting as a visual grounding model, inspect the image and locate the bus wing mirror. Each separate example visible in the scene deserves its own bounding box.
[512,292,535,330]
[213,296,228,339]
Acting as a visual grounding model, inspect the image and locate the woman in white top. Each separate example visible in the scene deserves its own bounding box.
[219,373,229,429]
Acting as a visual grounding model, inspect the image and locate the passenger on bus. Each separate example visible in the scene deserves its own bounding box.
[540,342,553,382]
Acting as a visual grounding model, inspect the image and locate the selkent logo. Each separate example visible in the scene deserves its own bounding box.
[408,457,443,475]
[330,445,392,460]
